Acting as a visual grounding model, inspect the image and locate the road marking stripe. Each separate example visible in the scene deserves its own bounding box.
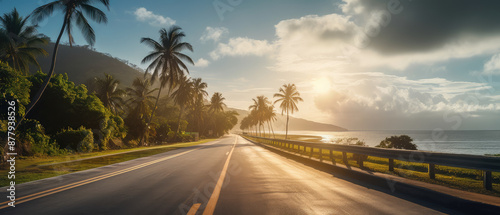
[0,142,218,210]
[202,136,237,215]
[187,203,201,215]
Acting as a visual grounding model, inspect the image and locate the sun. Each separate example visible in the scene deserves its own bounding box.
[312,78,331,94]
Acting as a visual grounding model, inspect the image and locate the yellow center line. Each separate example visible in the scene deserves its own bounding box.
[0,141,219,210]
[202,136,237,215]
[187,203,201,215]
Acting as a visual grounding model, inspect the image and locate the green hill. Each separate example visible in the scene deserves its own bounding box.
[31,43,144,87]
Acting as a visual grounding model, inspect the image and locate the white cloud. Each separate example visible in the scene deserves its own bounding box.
[194,58,210,67]
[483,53,500,75]
[200,27,229,42]
[210,37,275,60]
[308,72,499,129]
[133,7,175,27]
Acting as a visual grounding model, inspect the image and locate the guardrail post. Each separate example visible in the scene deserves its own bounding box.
[389,159,394,171]
[310,148,314,158]
[330,150,336,165]
[428,164,435,179]
[319,149,323,162]
[342,152,348,166]
[484,171,492,190]
[357,156,363,168]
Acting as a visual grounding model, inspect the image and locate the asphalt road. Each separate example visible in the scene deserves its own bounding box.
[0,135,461,215]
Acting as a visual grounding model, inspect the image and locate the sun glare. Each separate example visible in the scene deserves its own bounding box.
[313,78,331,94]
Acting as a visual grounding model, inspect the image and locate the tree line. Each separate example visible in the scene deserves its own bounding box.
[0,1,238,161]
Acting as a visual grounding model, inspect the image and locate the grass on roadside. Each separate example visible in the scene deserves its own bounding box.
[0,139,214,187]
[246,135,500,197]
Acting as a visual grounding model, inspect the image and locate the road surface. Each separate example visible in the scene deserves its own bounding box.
[0,135,460,214]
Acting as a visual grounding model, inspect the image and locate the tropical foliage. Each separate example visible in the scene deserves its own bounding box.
[19,0,110,129]
[0,8,48,74]
[0,6,239,163]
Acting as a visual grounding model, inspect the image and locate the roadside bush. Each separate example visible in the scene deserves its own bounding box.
[55,127,94,153]
[17,119,66,156]
[376,135,417,150]
[28,72,125,149]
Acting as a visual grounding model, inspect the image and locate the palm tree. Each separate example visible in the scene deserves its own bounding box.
[0,8,48,73]
[191,78,208,100]
[140,26,194,143]
[19,0,110,128]
[172,75,194,133]
[249,95,271,137]
[189,94,207,134]
[273,83,303,139]
[92,73,125,114]
[265,105,277,138]
[125,77,158,144]
[208,92,226,113]
[125,77,158,119]
[189,78,208,133]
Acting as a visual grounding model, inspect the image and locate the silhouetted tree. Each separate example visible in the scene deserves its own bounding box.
[376,135,417,150]
[273,83,303,139]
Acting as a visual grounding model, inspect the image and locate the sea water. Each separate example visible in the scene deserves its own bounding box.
[282,130,500,156]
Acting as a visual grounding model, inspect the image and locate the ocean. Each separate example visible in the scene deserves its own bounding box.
[281,130,500,156]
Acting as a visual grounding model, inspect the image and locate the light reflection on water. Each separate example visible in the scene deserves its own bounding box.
[275,130,500,156]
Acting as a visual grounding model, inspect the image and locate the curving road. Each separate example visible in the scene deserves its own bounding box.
[0,135,461,214]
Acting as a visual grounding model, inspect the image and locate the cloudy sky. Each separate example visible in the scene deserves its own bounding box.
[2,0,500,130]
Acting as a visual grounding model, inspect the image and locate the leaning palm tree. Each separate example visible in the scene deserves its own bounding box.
[140,26,194,143]
[92,73,125,114]
[208,92,226,113]
[172,75,194,133]
[0,8,48,74]
[273,83,303,139]
[18,0,110,128]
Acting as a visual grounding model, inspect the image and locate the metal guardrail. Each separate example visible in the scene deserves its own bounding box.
[243,135,499,190]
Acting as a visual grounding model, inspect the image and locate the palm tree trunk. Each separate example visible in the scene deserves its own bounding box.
[15,15,69,130]
[176,105,184,134]
[286,109,289,140]
[271,121,275,139]
[267,121,272,137]
[140,85,163,145]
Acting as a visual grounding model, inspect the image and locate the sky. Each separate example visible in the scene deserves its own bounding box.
[2,0,500,130]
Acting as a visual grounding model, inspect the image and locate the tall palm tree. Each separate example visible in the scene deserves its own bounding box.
[18,0,110,128]
[140,26,194,143]
[208,92,226,113]
[273,83,303,139]
[190,77,208,133]
[125,77,158,144]
[92,73,125,114]
[172,75,194,133]
[0,8,48,73]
